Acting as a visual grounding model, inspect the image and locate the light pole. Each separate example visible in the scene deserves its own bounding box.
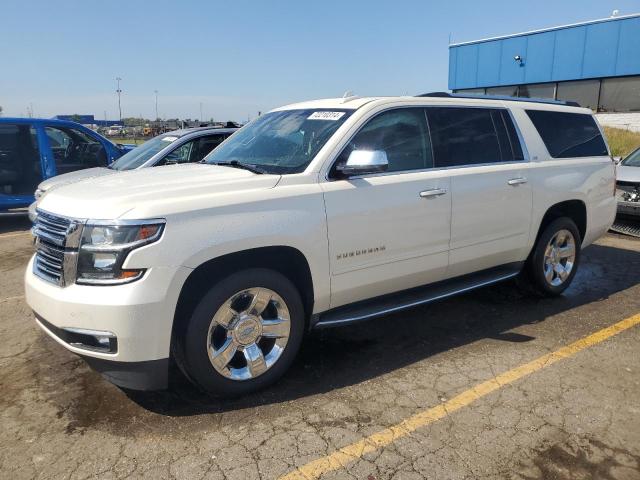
[199,102,203,123]
[115,77,123,121]
[154,90,159,120]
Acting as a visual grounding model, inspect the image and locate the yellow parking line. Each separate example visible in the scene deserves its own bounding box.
[280,313,640,480]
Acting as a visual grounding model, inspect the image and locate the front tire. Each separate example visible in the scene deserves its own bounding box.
[521,217,581,297]
[178,268,305,397]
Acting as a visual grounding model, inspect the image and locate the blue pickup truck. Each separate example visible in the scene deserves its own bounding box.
[0,118,131,214]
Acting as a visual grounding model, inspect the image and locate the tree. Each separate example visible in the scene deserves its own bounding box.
[0,105,3,117]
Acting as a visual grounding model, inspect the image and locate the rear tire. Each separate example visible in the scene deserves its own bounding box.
[520,217,581,297]
[177,268,305,397]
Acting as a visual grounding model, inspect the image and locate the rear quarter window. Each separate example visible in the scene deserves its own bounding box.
[525,110,608,158]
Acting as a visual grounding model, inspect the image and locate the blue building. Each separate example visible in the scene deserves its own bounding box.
[52,115,122,127]
[448,13,640,112]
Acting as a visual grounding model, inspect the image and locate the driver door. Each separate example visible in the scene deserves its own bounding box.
[321,107,452,309]
[44,126,107,175]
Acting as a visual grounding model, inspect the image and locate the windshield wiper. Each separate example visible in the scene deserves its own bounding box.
[210,160,266,174]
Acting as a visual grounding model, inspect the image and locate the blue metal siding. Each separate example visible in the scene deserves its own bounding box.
[552,26,586,81]
[583,21,619,77]
[523,33,555,83]
[449,15,640,90]
[617,17,640,75]
[498,36,528,85]
[476,41,502,86]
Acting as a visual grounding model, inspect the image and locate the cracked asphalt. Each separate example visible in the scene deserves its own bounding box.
[1,217,639,480]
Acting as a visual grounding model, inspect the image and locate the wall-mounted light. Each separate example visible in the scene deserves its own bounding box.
[514,55,524,67]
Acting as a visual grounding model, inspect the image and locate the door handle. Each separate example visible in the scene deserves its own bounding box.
[419,188,447,198]
[507,177,528,186]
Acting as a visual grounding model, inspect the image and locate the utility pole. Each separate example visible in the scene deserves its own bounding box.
[154,90,159,120]
[115,77,123,121]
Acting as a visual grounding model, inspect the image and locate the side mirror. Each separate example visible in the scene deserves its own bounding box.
[337,150,389,176]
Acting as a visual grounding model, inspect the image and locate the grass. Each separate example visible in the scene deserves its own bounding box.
[603,127,640,158]
[109,137,146,145]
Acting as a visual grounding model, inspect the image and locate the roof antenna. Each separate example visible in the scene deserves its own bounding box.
[341,91,358,103]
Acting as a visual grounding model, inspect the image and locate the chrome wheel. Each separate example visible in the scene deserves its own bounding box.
[206,287,291,381]
[543,229,576,287]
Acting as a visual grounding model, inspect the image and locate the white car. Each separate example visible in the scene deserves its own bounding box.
[615,146,640,218]
[25,94,616,396]
[28,127,238,221]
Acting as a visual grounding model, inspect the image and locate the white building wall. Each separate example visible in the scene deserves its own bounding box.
[596,113,640,133]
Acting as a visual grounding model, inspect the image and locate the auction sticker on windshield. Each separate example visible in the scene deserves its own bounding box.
[307,111,346,121]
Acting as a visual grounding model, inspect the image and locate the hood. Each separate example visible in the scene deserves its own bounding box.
[617,165,640,184]
[38,167,114,193]
[38,163,281,219]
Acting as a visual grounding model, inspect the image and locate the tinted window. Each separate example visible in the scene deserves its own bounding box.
[0,124,42,194]
[501,111,525,160]
[191,134,227,162]
[427,107,520,167]
[333,108,432,175]
[526,110,608,158]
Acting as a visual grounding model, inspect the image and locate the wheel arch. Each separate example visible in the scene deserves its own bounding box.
[533,199,587,249]
[171,245,315,356]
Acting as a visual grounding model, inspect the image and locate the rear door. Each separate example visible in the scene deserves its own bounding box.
[426,106,533,277]
[0,122,44,209]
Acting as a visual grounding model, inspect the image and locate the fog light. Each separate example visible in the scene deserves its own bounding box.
[63,327,118,353]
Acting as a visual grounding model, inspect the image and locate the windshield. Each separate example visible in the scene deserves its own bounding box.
[622,147,640,167]
[110,135,179,170]
[204,109,353,174]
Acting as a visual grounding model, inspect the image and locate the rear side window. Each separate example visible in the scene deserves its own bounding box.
[525,110,608,158]
[427,107,523,167]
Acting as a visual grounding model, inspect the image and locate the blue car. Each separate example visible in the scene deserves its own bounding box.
[0,118,130,214]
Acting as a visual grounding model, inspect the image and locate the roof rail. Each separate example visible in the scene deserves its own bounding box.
[417,91,581,108]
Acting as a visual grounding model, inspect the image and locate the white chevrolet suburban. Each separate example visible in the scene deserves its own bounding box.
[25,94,616,396]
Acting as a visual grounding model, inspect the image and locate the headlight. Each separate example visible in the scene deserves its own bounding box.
[76,221,164,285]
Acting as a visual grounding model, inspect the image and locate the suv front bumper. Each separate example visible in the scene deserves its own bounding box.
[25,256,192,390]
[617,200,640,217]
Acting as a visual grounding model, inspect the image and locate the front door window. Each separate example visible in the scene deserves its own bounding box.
[45,126,107,174]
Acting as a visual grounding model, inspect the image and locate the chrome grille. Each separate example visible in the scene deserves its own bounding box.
[32,211,82,286]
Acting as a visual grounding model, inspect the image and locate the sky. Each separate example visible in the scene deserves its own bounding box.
[1,0,639,122]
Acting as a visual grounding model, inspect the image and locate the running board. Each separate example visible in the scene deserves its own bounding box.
[313,263,523,328]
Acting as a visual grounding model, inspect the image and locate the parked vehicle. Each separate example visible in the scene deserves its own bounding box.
[29,127,238,220]
[105,125,125,136]
[26,94,616,396]
[0,118,130,214]
[615,146,640,218]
